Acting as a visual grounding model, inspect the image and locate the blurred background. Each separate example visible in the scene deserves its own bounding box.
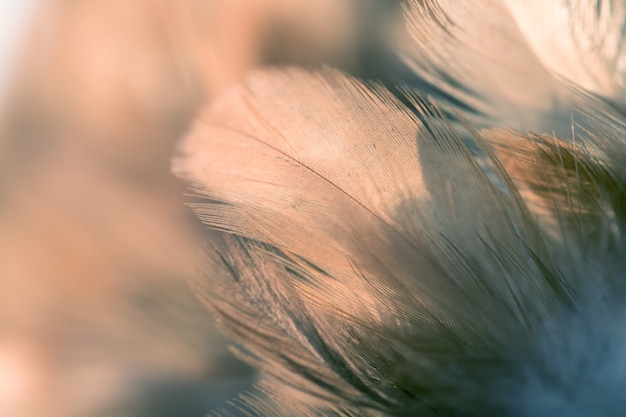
[0,1,403,416]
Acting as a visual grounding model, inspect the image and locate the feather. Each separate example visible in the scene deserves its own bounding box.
[400,0,626,134]
[171,1,626,415]
[503,0,626,102]
[173,65,626,415]
[400,0,570,132]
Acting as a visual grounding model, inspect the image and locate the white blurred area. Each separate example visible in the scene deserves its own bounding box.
[0,1,401,416]
[0,1,37,100]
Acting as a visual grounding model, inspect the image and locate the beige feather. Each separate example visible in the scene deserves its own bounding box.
[172,1,626,415]
[174,66,626,415]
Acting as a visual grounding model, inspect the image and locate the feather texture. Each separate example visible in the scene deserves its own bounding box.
[172,1,626,415]
[401,0,626,134]
[174,67,626,415]
[504,0,626,102]
[401,0,570,132]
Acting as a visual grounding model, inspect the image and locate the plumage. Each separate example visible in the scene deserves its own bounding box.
[401,0,626,135]
[503,0,626,101]
[173,1,626,416]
